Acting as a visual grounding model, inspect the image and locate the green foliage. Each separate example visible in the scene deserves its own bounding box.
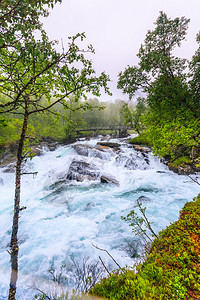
[169,156,192,168]
[118,12,200,166]
[0,1,111,147]
[129,133,151,147]
[144,115,200,160]
[81,98,125,128]
[121,199,158,249]
[0,0,62,49]
[189,33,200,113]
[120,103,134,127]
[120,98,147,134]
[90,195,200,299]
[132,98,147,133]
[146,75,191,118]
[1,2,112,298]
[0,96,130,147]
[137,12,189,77]
[0,118,24,145]
[118,12,190,98]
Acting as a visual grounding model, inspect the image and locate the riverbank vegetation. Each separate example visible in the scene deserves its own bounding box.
[0,97,129,150]
[118,12,200,173]
[90,194,200,299]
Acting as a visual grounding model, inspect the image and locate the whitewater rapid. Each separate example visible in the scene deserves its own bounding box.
[0,137,199,299]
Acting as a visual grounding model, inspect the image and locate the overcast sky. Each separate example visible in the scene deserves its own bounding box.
[42,0,200,102]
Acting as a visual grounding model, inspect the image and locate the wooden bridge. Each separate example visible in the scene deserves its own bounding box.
[72,125,131,137]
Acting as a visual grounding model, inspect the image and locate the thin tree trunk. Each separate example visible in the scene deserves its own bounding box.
[8,97,29,300]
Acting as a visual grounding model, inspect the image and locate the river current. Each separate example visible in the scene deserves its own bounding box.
[0,136,199,299]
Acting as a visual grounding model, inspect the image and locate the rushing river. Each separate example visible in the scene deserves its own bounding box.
[0,136,199,299]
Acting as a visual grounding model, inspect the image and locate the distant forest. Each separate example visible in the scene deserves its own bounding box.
[0,96,142,145]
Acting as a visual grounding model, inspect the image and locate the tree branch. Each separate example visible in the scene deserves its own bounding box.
[92,244,121,269]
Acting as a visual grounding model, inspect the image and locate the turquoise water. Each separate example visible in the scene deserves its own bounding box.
[0,137,199,299]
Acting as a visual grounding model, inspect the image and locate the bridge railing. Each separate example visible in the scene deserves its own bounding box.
[74,125,130,132]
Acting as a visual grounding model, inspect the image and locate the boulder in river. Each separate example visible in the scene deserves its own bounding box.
[137,195,151,203]
[66,160,100,181]
[100,174,119,186]
[72,144,91,157]
[116,152,150,170]
[96,142,121,151]
[48,144,58,151]
[133,144,150,153]
[73,144,113,160]
[116,153,138,170]
[66,159,119,184]
[95,144,111,151]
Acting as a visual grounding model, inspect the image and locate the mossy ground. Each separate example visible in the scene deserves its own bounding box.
[90,195,200,299]
[129,134,152,147]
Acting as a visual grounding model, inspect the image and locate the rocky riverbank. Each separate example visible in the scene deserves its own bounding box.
[0,139,60,167]
[129,136,200,175]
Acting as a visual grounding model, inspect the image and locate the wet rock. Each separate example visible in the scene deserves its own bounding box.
[76,174,85,182]
[100,174,119,185]
[40,140,58,151]
[100,135,110,141]
[76,174,96,182]
[116,152,149,170]
[119,128,129,138]
[133,144,150,153]
[137,196,151,203]
[73,144,113,160]
[124,155,139,169]
[72,144,91,156]
[97,142,121,151]
[66,160,100,181]
[91,148,113,160]
[143,156,150,165]
[3,166,15,173]
[48,144,58,151]
[132,145,150,165]
[95,144,111,151]
[31,145,43,156]
[0,178,3,185]
[116,153,138,170]
[168,164,195,175]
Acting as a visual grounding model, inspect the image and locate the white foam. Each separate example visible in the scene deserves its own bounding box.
[0,138,199,299]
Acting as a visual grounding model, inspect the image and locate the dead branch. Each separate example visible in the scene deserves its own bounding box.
[92,244,121,269]
[187,174,200,186]
[136,198,158,238]
[98,256,111,276]
[20,172,38,177]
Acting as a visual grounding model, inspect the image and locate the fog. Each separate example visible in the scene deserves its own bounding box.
[42,0,200,101]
